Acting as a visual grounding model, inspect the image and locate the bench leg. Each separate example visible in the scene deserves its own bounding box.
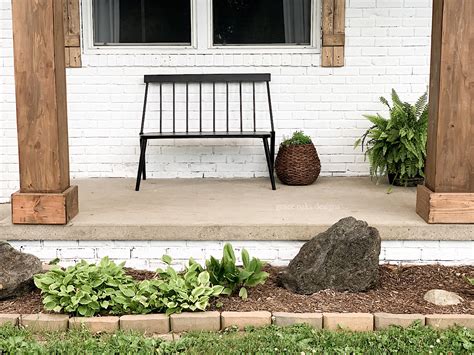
[263,137,276,190]
[270,132,275,171]
[135,139,146,191]
[142,140,147,180]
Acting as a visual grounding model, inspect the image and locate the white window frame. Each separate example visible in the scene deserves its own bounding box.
[82,0,320,55]
[82,0,197,53]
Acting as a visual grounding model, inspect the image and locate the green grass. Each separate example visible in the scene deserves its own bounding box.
[1,323,473,354]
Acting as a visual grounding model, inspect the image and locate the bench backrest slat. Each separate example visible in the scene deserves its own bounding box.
[140,73,273,134]
[144,73,270,83]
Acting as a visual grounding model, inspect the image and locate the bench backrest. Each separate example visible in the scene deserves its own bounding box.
[140,73,274,134]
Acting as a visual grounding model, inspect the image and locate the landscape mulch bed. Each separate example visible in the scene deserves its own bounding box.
[0,265,472,315]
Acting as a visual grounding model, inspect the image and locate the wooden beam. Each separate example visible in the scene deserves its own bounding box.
[11,186,78,225]
[416,0,474,223]
[63,0,82,68]
[416,185,474,223]
[321,0,345,67]
[11,0,78,225]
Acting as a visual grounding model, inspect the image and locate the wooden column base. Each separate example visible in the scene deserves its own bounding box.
[416,185,474,224]
[11,185,78,225]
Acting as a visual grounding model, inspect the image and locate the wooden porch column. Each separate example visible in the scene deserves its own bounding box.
[11,0,78,224]
[416,0,474,223]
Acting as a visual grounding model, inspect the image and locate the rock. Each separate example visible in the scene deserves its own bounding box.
[279,217,381,294]
[0,241,42,300]
[423,289,463,306]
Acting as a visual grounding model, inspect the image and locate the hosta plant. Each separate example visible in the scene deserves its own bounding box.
[34,256,224,316]
[34,257,136,317]
[355,89,428,186]
[154,256,224,315]
[206,243,269,299]
[34,244,266,317]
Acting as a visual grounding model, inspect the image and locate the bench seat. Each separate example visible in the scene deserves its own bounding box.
[140,131,272,139]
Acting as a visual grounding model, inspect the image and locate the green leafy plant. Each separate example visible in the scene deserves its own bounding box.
[355,89,428,186]
[153,256,224,315]
[35,256,224,317]
[281,131,312,147]
[34,244,266,317]
[205,243,269,299]
[34,257,136,317]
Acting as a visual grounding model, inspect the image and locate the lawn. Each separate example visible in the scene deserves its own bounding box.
[1,323,472,354]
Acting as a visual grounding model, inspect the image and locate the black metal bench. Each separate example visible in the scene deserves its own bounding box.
[136,73,276,191]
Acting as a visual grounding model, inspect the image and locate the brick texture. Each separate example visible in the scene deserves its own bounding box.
[0,314,19,326]
[20,314,69,332]
[425,314,474,329]
[221,311,272,329]
[69,316,120,333]
[0,0,433,202]
[323,313,374,331]
[7,240,474,269]
[374,313,425,329]
[120,314,170,334]
[170,312,221,332]
[272,312,323,328]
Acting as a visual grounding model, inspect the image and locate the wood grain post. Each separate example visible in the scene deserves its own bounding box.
[416,0,474,223]
[11,0,78,224]
[321,0,345,67]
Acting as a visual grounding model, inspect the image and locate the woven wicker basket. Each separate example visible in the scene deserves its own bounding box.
[275,143,321,185]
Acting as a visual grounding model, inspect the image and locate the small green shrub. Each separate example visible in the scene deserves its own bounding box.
[281,131,312,146]
[35,244,266,316]
[34,257,136,317]
[35,256,224,316]
[154,256,224,315]
[206,243,269,299]
[355,89,428,185]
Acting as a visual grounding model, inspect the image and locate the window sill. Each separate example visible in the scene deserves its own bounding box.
[83,45,321,56]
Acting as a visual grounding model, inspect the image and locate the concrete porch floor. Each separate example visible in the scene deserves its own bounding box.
[1,177,473,241]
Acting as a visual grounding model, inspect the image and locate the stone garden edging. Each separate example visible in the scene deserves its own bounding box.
[0,312,473,334]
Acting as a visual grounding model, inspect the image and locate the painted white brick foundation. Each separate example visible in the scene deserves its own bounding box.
[0,0,433,202]
[7,240,474,270]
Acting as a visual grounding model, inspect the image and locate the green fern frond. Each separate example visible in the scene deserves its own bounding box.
[391,89,404,108]
[379,96,391,110]
[414,92,428,118]
[363,114,388,128]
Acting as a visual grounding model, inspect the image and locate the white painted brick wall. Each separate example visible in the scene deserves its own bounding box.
[7,240,474,270]
[0,0,433,201]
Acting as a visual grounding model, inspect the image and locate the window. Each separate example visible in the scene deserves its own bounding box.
[93,0,191,45]
[213,0,311,46]
[85,0,319,51]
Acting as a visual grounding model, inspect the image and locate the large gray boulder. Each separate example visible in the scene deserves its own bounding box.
[279,217,381,294]
[0,241,42,300]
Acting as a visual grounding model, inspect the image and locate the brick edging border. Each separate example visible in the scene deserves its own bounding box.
[0,312,473,334]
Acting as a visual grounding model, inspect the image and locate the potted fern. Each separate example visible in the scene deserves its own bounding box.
[355,89,428,187]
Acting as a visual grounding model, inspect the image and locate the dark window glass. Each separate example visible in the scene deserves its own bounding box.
[213,0,311,45]
[94,0,191,45]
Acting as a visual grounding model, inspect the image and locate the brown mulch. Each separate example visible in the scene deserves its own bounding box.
[124,268,156,281]
[0,265,472,315]
[209,265,474,314]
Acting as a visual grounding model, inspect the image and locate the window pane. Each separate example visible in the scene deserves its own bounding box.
[213,0,311,45]
[94,0,191,45]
